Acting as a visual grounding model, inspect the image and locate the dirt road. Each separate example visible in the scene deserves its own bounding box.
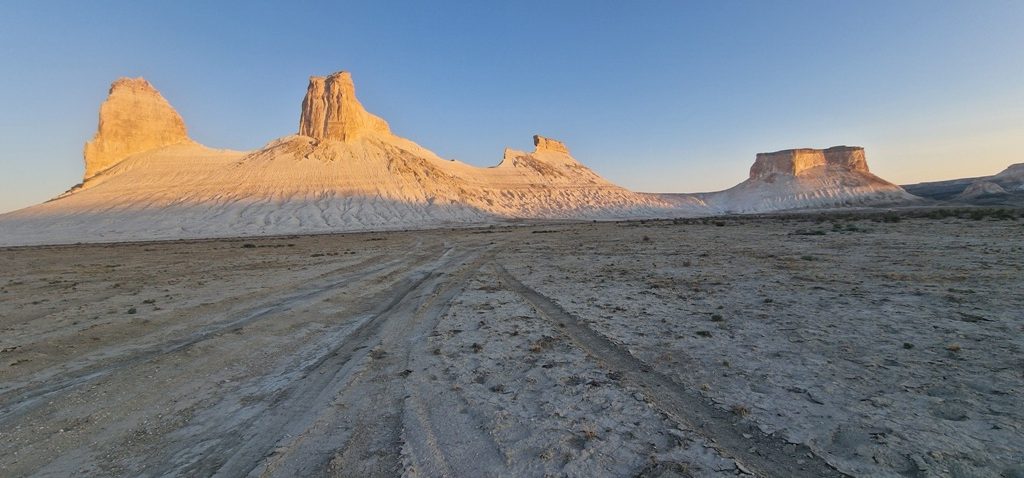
[1,215,1021,477]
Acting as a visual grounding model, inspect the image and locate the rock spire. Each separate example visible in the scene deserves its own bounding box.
[298,71,390,141]
[82,78,191,179]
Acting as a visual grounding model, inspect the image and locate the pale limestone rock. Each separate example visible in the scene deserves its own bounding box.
[533,135,570,154]
[298,71,390,141]
[749,146,867,179]
[83,78,191,179]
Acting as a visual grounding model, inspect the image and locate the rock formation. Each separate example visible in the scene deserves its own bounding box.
[749,146,867,180]
[82,78,192,179]
[700,145,913,213]
[533,135,570,154]
[1,70,921,247]
[298,71,390,141]
[823,146,869,172]
[956,181,1006,200]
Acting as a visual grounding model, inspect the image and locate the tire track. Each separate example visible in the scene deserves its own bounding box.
[247,248,505,478]
[154,246,482,476]
[397,252,507,478]
[0,248,436,427]
[493,263,848,478]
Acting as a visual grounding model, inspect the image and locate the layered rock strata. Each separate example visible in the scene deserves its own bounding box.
[750,146,868,179]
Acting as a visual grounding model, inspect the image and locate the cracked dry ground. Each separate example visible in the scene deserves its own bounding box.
[1,216,1021,477]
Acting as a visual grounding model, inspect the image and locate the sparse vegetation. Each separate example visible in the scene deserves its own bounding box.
[731,404,750,417]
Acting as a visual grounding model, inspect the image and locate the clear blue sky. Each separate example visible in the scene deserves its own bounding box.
[1,1,1022,213]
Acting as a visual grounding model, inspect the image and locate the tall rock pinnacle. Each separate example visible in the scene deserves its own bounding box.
[83,78,191,179]
[298,71,390,141]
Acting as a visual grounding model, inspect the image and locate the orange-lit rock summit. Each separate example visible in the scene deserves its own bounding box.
[83,78,193,179]
[749,146,868,180]
[298,71,391,142]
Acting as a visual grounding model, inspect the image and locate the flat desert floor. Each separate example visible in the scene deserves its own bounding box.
[1,213,1021,477]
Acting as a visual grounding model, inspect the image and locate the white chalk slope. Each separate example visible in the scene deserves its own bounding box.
[3,136,688,245]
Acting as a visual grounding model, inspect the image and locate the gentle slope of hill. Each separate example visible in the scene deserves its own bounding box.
[903,163,1024,205]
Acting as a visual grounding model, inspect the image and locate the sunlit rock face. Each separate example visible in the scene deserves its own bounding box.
[823,146,868,173]
[532,135,570,154]
[83,78,192,179]
[749,146,868,179]
[298,71,391,141]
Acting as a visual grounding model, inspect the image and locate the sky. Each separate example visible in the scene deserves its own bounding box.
[1,1,1022,213]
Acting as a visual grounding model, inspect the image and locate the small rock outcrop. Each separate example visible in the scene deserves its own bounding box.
[750,146,867,180]
[298,71,390,141]
[956,181,1007,199]
[83,78,191,179]
[533,135,570,154]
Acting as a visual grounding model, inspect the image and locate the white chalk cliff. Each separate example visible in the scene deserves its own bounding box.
[0,71,917,245]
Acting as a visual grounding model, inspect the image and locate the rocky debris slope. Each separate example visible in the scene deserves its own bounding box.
[82,78,193,179]
[697,146,915,213]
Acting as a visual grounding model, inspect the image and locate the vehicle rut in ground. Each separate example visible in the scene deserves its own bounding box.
[0,249,433,427]
[493,263,848,478]
[252,248,505,478]
[396,251,507,478]
[158,246,487,476]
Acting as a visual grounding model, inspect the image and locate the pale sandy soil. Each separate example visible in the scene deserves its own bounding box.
[0,214,1021,477]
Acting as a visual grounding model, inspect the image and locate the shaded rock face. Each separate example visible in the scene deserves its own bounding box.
[750,146,867,180]
[533,135,570,154]
[83,78,191,179]
[957,181,1007,199]
[298,71,390,142]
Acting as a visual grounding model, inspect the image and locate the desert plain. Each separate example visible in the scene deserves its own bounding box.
[0,210,1022,477]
